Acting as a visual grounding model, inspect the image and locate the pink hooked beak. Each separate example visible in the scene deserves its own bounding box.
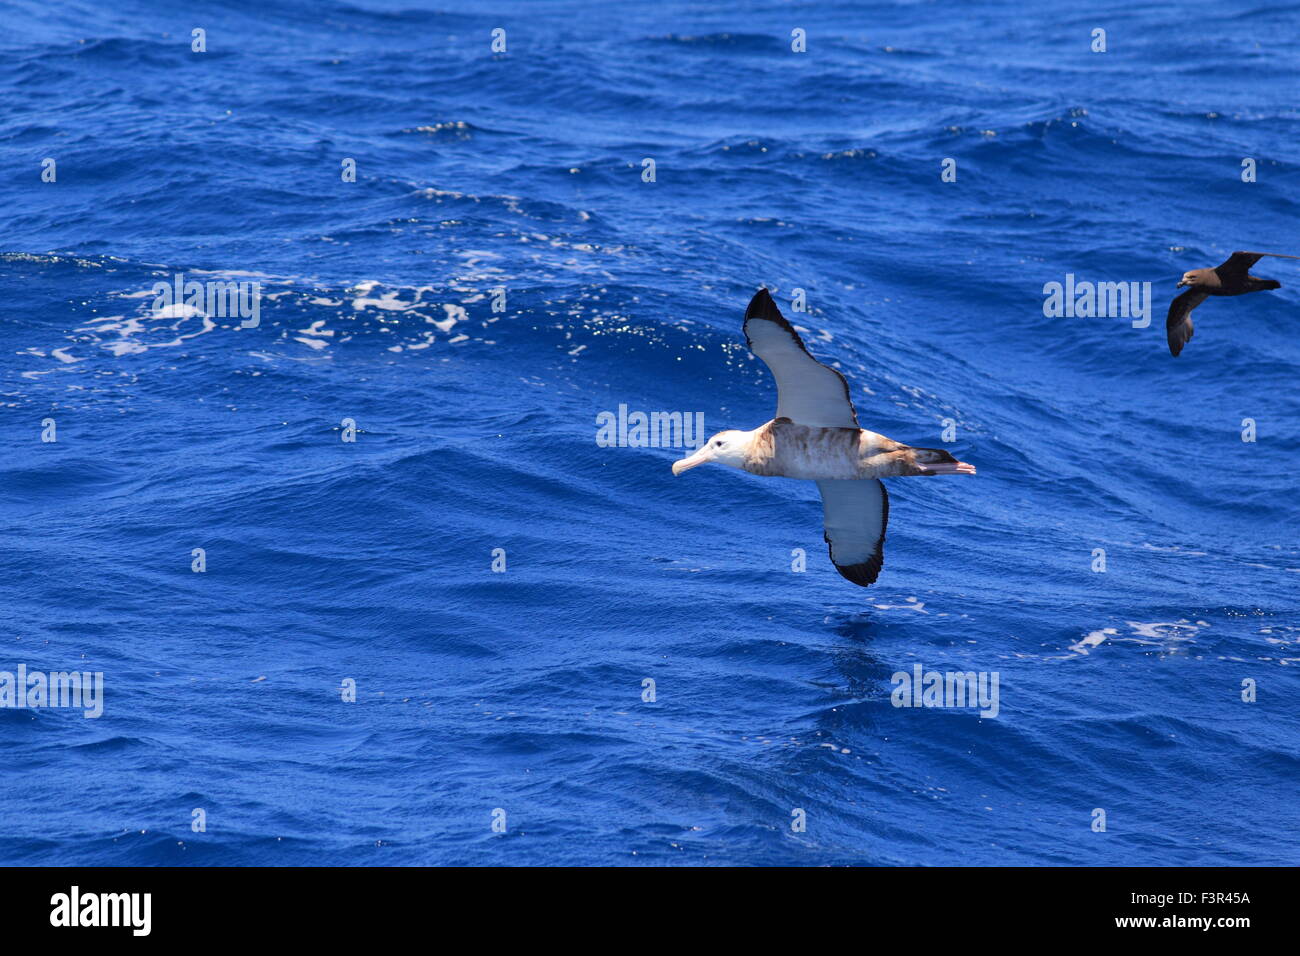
[671,446,712,475]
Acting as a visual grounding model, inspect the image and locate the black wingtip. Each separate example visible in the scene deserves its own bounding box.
[832,558,884,587]
[745,287,783,321]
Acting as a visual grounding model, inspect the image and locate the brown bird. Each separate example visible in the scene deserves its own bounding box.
[1166,251,1299,356]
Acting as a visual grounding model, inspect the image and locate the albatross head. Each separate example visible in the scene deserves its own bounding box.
[672,430,751,475]
[1177,270,1204,288]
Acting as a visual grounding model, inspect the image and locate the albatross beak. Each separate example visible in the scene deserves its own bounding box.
[672,446,712,475]
[1176,278,1189,288]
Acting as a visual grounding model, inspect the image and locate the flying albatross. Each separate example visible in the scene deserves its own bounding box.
[1166,251,1299,356]
[672,288,975,587]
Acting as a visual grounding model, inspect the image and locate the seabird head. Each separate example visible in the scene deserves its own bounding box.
[671,429,751,475]
[1177,269,1206,288]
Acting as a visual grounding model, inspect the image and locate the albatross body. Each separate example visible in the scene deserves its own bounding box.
[672,288,975,587]
[674,417,974,481]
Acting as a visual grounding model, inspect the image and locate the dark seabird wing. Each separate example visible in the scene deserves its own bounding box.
[743,288,859,428]
[1216,251,1300,279]
[816,479,888,586]
[1215,252,1265,281]
[1166,289,1207,357]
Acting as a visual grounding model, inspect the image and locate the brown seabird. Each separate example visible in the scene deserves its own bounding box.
[672,288,975,587]
[1166,251,1299,357]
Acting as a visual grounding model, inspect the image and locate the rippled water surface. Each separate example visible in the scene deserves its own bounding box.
[2,0,1298,865]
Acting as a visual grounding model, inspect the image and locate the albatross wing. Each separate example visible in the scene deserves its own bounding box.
[816,479,889,586]
[743,288,859,428]
[1166,289,1206,357]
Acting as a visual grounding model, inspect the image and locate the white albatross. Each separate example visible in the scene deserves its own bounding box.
[672,288,975,587]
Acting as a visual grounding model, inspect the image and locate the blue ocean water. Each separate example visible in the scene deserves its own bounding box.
[2,0,1298,866]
